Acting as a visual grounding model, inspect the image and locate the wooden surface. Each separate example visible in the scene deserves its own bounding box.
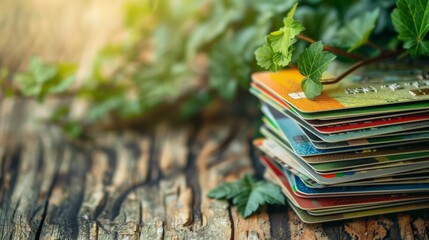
[1,99,429,240]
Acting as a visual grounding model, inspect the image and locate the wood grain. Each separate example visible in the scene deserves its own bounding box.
[1,99,429,240]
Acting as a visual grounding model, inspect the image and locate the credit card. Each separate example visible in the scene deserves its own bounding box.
[306,199,429,216]
[263,111,429,149]
[310,152,429,172]
[306,109,429,126]
[262,104,429,156]
[263,99,429,142]
[251,83,429,120]
[251,62,429,113]
[261,155,429,210]
[261,138,429,185]
[289,199,429,224]
[260,120,429,164]
[288,170,429,197]
[315,113,429,134]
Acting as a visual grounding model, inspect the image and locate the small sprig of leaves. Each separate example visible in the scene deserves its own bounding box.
[13,57,76,101]
[207,174,285,218]
[255,0,429,100]
[254,3,304,72]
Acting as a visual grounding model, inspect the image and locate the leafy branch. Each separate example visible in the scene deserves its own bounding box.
[321,49,405,85]
[296,34,364,60]
[255,0,429,99]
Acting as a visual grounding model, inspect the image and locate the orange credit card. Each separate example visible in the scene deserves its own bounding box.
[251,64,429,113]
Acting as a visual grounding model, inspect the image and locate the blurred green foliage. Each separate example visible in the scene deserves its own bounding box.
[13,57,76,101]
[4,0,428,135]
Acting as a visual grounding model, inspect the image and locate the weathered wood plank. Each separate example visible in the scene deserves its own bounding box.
[38,148,87,239]
[137,185,165,240]
[76,149,110,240]
[92,135,142,239]
[0,100,61,240]
[157,125,189,177]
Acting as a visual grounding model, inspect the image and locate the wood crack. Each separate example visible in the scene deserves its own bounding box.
[34,147,65,240]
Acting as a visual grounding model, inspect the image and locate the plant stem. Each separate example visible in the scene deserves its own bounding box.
[321,50,404,85]
[366,41,383,51]
[297,34,365,60]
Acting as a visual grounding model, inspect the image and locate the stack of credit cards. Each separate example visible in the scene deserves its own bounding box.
[250,63,429,223]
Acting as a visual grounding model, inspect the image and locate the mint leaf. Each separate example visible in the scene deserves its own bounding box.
[254,3,304,71]
[297,41,336,99]
[333,8,380,52]
[391,0,429,57]
[207,174,285,218]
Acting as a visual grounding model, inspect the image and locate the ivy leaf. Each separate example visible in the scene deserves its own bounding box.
[333,8,380,52]
[254,3,304,71]
[297,41,336,99]
[207,174,285,218]
[391,0,429,57]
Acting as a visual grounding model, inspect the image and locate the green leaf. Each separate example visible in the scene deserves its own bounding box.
[13,58,77,100]
[0,67,8,80]
[209,33,251,99]
[249,0,295,14]
[255,44,282,71]
[295,6,339,42]
[297,41,336,99]
[207,174,285,218]
[47,63,77,94]
[29,57,57,83]
[333,8,380,52]
[62,121,82,139]
[207,181,242,199]
[391,0,429,57]
[254,3,304,71]
[14,73,42,96]
[301,78,323,99]
[268,19,304,56]
[185,1,246,60]
[233,175,285,218]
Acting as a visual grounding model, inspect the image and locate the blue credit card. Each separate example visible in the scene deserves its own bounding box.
[285,169,429,196]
